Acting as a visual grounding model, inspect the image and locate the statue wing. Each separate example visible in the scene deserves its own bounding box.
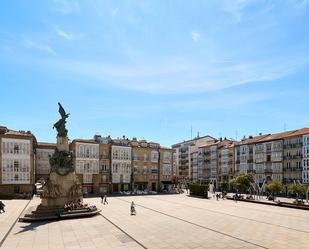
[58,102,66,118]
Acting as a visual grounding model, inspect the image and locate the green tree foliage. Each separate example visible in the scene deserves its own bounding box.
[229,173,254,193]
[288,183,308,199]
[266,181,283,198]
[220,182,229,191]
[189,183,208,198]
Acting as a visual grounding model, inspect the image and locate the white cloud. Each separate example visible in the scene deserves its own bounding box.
[33,55,308,94]
[23,40,56,56]
[54,25,73,40]
[220,0,255,22]
[191,31,200,42]
[52,0,80,14]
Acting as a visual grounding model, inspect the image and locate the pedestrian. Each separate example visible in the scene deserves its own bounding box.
[103,195,108,205]
[216,193,219,201]
[100,195,103,203]
[130,201,136,215]
[0,201,5,213]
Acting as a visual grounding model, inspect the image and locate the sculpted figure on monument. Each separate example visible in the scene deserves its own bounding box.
[50,149,75,176]
[53,102,70,137]
[68,180,83,198]
[42,178,62,198]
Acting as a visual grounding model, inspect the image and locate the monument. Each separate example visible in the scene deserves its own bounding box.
[20,103,100,222]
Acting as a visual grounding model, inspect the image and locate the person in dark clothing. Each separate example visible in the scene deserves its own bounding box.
[216,193,219,201]
[103,195,108,205]
[100,195,103,203]
[0,201,5,213]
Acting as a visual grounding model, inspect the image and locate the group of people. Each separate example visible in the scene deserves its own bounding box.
[0,200,5,213]
[64,199,86,211]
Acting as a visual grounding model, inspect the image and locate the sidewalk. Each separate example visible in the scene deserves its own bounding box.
[0,199,30,245]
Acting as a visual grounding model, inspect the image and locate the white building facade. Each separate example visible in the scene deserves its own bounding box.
[74,142,99,193]
[303,134,309,183]
[1,138,31,184]
[111,145,132,191]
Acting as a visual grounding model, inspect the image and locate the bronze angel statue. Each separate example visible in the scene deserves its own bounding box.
[53,102,70,137]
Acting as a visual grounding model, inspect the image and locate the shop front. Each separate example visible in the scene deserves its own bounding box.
[134,182,148,191]
[82,183,94,194]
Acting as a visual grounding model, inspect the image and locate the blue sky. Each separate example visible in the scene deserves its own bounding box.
[1,0,309,147]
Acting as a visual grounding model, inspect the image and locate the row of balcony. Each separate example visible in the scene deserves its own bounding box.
[284,143,302,149]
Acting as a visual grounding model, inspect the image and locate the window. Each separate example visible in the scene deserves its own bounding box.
[14,144,19,154]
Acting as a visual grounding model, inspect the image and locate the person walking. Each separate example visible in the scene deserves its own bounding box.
[216,193,219,201]
[130,201,136,215]
[103,195,108,205]
[0,201,5,213]
[100,195,103,203]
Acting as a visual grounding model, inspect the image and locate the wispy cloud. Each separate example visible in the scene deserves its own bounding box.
[51,0,80,14]
[191,31,200,42]
[30,55,309,94]
[23,40,56,56]
[54,25,73,40]
[220,0,255,22]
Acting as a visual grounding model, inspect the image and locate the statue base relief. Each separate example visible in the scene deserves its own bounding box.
[41,172,83,207]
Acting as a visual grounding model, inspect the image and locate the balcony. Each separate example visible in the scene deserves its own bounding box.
[284,144,292,149]
[248,159,253,163]
[293,143,303,148]
[264,168,273,174]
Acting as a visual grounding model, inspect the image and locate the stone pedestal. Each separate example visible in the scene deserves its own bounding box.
[57,136,70,151]
[41,172,83,207]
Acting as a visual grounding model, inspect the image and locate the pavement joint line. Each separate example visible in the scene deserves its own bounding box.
[98,212,148,249]
[0,198,32,248]
[115,197,268,249]
[145,196,309,234]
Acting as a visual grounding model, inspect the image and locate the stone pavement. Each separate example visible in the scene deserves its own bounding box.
[1,194,309,249]
[0,199,30,246]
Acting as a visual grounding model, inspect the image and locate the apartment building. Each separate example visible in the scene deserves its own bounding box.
[234,134,270,175]
[71,139,100,194]
[282,128,309,184]
[131,139,160,191]
[254,131,298,184]
[0,126,36,197]
[172,135,216,182]
[197,141,219,186]
[217,139,235,184]
[35,142,56,182]
[159,147,173,191]
[111,138,132,192]
[93,134,112,194]
[303,132,309,183]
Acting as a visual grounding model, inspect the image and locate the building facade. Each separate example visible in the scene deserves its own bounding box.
[111,140,132,192]
[35,142,56,182]
[172,136,216,182]
[71,140,100,194]
[0,127,36,197]
[159,147,173,191]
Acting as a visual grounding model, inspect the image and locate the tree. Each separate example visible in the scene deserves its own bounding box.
[288,183,307,200]
[266,181,282,200]
[220,182,229,191]
[229,173,254,194]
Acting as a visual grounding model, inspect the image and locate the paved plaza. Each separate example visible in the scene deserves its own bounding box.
[1,193,309,249]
